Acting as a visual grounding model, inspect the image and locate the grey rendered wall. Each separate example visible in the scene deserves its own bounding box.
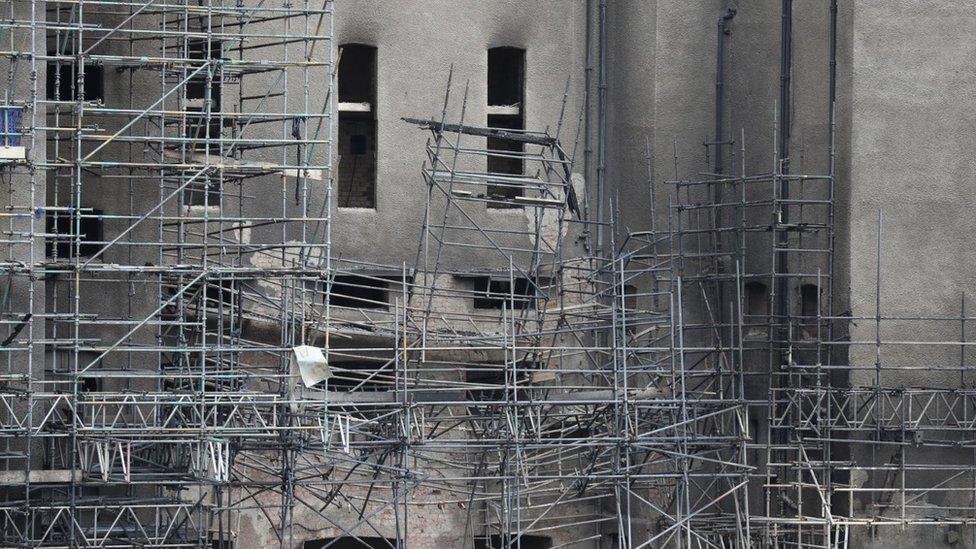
[331,0,587,270]
[847,2,976,547]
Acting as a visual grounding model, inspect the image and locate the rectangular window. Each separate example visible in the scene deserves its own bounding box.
[472,276,535,310]
[465,360,537,401]
[744,281,769,339]
[486,47,525,208]
[185,40,225,153]
[45,61,104,102]
[184,109,226,153]
[328,274,389,309]
[203,278,238,310]
[337,45,377,209]
[186,39,223,109]
[45,208,104,259]
[328,362,391,392]
[183,178,220,206]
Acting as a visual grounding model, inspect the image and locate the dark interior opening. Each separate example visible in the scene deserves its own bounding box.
[204,278,238,308]
[487,47,525,207]
[184,108,229,153]
[328,274,389,309]
[337,44,377,209]
[328,361,392,392]
[338,45,375,104]
[744,281,768,318]
[800,283,820,318]
[46,63,104,102]
[80,376,102,393]
[473,277,535,310]
[46,209,104,259]
[183,177,221,206]
[474,534,552,549]
[187,39,223,110]
[488,48,525,107]
[465,360,537,401]
[303,537,395,549]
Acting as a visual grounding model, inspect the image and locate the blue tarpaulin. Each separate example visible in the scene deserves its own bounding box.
[0,107,21,147]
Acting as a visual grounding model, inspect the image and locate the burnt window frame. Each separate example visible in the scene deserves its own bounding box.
[336,44,378,210]
[465,359,539,401]
[326,273,392,310]
[327,360,392,392]
[486,47,526,208]
[471,276,538,310]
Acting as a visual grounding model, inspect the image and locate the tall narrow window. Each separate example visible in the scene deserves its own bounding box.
[185,39,225,154]
[337,44,377,209]
[486,47,525,208]
[800,284,820,319]
[800,283,820,338]
[744,281,768,338]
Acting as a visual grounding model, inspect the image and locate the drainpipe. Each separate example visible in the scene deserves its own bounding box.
[596,0,607,258]
[714,8,736,176]
[775,0,792,337]
[584,0,592,232]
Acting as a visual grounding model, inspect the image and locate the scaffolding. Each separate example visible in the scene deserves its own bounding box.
[0,0,973,548]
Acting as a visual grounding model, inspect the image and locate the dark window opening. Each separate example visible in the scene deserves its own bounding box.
[800,284,820,319]
[204,278,238,309]
[619,284,638,311]
[184,40,225,152]
[749,416,762,464]
[328,274,389,309]
[472,277,536,310]
[211,539,233,549]
[744,281,768,319]
[328,361,391,392]
[304,537,394,549]
[183,178,221,206]
[465,360,538,401]
[337,44,377,209]
[78,376,102,393]
[187,39,223,110]
[184,108,229,153]
[474,534,552,549]
[46,62,104,102]
[487,47,525,208]
[45,209,104,259]
[488,48,525,108]
[744,281,768,338]
[799,283,820,339]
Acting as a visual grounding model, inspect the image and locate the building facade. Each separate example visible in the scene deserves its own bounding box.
[0,0,973,547]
